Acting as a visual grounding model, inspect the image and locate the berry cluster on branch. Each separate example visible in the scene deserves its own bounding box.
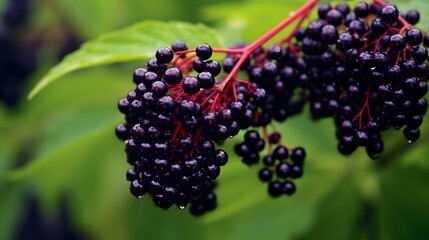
[295,0,428,158]
[115,0,429,216]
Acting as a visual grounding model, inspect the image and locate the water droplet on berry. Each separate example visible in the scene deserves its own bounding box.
[408,140,413,144]
[178,205,186,210]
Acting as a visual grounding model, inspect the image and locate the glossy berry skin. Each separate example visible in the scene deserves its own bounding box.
[197,72,215,89]
[116,123,130,140]
[164,67,183,85]
[354,2,370,18]
[335,3,350,16]
[325,9,343,26]
[244,130,260,146]
[133,68,147,84]
[291,147,306,165]
[321,25,339,45]
[282,181,296,195]
[182,77,200,94]
[259,168,273,182]
[380,5,399,24]
[273,146,289,161]
[390,34,406,50]
[155,47,174,64]
[196,43,213,60]
[405,9,420,25]
[205,60,222,77]
[171,40,188,53]
[406,29,423,46]
[318,3,332,19]
[268,181,283,197]
[371,18,387,36]
[276,162,291,179]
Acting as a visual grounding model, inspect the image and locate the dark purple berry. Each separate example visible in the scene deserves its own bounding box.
[197,72,215,89]
[259,168,273,182]
[164,67,183,85]
[405,9,420,25]
[196,43,212,60]
[381,5,399,24]
[155,47,174,64]
[282,181,296,195]
[268,181,282,197]
[182,77,200,94]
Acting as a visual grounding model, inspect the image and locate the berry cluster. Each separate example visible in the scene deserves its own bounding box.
[288,1,429,158]
[116,0,429,216]
[0,0,36,107]
[115,41,259,214]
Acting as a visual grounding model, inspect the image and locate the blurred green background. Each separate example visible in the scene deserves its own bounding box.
[1,0,429,239]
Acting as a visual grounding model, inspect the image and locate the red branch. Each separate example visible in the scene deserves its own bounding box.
[167,0,320,115]
[352,86,373,129]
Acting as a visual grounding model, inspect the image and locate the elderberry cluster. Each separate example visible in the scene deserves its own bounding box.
[287,2,429,158]
[0,0,36,107]
[116,41,262,214]
[116,1,429,216]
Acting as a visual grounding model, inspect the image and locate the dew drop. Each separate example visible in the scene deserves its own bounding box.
[368,152,380,160]
[408,140,413,144]
[178,205,186,210]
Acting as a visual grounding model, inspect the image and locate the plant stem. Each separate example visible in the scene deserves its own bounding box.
[216,0,320,91]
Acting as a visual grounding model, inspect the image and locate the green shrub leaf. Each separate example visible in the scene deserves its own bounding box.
[28,21,224,99]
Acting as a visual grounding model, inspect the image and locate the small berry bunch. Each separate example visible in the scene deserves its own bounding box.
[0,0,36,107]
[235,130,306,197]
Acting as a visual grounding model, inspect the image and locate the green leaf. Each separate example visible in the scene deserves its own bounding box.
[376,165,429,240]
[0,185,25,240]
[28,21,224,99]
[297,177,363,240]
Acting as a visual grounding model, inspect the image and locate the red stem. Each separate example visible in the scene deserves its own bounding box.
[352,86,373,129]
[279,8,311,45]
[217,0,320,91]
